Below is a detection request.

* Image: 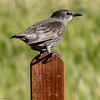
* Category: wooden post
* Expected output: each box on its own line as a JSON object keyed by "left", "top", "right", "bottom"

{"left": 30, "top": 51, "right": 65, "bottom": 100}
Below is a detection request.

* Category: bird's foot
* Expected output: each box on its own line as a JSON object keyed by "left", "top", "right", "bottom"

{"left": 39, "top": 50, "right": 61, "bottom": 58}
{"left": 50, "top": 50, "right": 61, "bottom": 58}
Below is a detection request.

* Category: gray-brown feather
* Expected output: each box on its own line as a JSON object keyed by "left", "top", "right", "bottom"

{"left": 11, "top": 18, "right": 65, "bottom": 51}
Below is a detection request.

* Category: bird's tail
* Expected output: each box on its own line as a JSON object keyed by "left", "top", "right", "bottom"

{"left": 10, "top": 32, "right": 29, "bottom": 43}
{"left": 10, "top": 35, "right": 18, "bottom": 38}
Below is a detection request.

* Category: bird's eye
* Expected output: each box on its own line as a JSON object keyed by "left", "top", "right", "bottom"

{"left": 66, "top": 12, "right": 72, "bottom": 15}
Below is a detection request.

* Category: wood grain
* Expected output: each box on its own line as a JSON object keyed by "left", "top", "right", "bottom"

{"left": 30, "top": 52, "right": 65, "bottom": 100}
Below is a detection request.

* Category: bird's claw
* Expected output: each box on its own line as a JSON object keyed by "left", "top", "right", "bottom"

{"left": 50, "top": 50, "right": 61, "bottom": 58}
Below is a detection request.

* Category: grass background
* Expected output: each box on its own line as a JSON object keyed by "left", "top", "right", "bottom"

{"left": 0, "top": 0, "right": 100, "bottom": 100}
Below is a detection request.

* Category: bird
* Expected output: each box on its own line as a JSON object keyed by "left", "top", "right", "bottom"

{"left": 11, "top": 9, "right": 83, "bottom": 53}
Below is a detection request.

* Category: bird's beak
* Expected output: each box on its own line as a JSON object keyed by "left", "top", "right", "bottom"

{"left": 72, "top": 13, "right": 83, "bottom": 17}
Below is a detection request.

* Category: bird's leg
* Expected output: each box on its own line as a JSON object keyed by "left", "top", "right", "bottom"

{"left": 46, "top": 45, "right": 51, "bottom": 53}
{"left": 46, "top": 46, "right": 61, "bottom": 57}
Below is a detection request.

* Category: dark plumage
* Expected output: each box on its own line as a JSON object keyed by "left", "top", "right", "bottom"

{"left": 11, "top": 9, "right": 82, "bottom": 53}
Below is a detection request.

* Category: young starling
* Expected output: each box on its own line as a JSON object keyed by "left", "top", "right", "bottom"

{"left": 11, "top": 9, "right": 82, "bottom": 53}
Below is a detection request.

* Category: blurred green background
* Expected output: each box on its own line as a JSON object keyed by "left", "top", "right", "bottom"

{"left": 0, "top": 0, "right": 100, "bottom": 100}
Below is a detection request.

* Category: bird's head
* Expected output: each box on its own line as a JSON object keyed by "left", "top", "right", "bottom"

{"left": 51, "top": 9, "right": 83, "bottom": 24}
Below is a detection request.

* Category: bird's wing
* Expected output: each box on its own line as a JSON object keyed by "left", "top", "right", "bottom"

{"left": 27, "top": 21, "right": 64, "bottom": 45}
